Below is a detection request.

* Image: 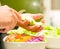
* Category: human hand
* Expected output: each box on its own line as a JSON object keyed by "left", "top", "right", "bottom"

{"left": 9, "top": 6, "right": 45, "bottom": 32}
{"left": 0, "top": 5, "right": 44, "bottom": 33}
{"left": 0, "top": 5, "right": 19, "bottom": 33}
{"left": 17, "top": 14, "right": 44, "bottom": 32}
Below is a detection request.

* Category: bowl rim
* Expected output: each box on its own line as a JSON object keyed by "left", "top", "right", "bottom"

{"left": 46, "top": 36, "right": 60, "bottom": 38}
{"left": 3, "top": 42, "right": 46, "bottom": 44}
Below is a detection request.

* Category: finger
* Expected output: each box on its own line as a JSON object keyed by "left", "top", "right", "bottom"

{"left": 17, "top": 20, "right": 25, "bottom": 27}
{"left": 27, "top": 25, "right": 40, "bottom": 32}
{"left": 9, "top": 8, "right": 29, "bottom": 28}
{"left": 23, "top": 20, "right": 30, "bottom": 26}
{"left": 40, "top": 19, "right": 45, "bottom": 23}
{"left": 36, "top": 26, "right": 44, "bottom": 32}
{"left": 9, "top": 7, "right": 30, "bottom": 29}
{"left": 9, "top": 8, "right": 25, "bottom": 27}
{"left": 17, "top": 20, "right": 30, "bottom": 30}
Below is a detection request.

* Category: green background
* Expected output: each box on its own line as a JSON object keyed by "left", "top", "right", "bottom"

{"left": 0, "top": 0, "right": 44, "bottom": 13}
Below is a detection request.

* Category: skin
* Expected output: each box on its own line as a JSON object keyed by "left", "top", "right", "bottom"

{"left": 0, "top": 5, "right": 44, "bottom": 33}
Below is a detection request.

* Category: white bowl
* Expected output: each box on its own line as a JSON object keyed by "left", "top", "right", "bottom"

{"left": 3, "top": 42, "right": 46, "bottom": 49}
{"left": 46, "top": 37, "right": 60, "bottom": 49}
{"left": 2, "top": 34, "right": 46, "bottom": 49}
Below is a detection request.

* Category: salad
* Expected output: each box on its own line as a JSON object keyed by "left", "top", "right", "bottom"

{"left": 43, "top": 25, "right": 60, "bottom": 37}
{"left": 3, "top": 27, "right": 45, "bottom": 42}
{"left": 20, "top": 14, "right": 44, "bottom": 26}
{"left": 3, "top": 13, "right": 45, "bottom": 42}
{"left": 7, "top": 27, "right": 37, "bottom": 36}
{"left": 3, "top": 34, "right": 44, "bottom": 42}
{"left": 3, "top": 26, "right": 46, "bottom": 42}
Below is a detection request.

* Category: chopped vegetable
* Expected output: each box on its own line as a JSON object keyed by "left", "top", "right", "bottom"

{"left": 4, "top": 34, "right": 45, "bottom": 42}
{"left": 43, "top": 25, "right": 60, "bottom": 37}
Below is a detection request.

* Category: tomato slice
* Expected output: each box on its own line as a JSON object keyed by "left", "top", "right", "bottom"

{"left": 32, "top": 14, "right": 43, "bottom": 20}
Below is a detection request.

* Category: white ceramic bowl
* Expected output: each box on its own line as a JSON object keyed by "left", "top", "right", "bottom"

{"left": 3, "top": 36, "right": 46, "bottom": 49}
{"left": 46, "top": 37, "right": 60, "bottom": 49}
{"left": 3, "top": 42, "right": 46, "bottom": 49}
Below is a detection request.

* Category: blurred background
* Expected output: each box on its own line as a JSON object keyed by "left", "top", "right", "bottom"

{"left": 0, "top": 0, "right": 44, "bottom": 13}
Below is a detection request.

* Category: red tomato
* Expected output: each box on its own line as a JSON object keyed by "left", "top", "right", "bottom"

{"left": 32, "top": 14, "right": 43, "bottom": 20}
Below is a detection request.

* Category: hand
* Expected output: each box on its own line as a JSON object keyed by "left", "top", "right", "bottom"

{"left": 8, "top": 6, "right": 45, "bottom": 32}
{"left": 17, "top": 14, "right": 44, "bottom": 32}
{"left": 0, "top": 5, "right": 18, "bottom": 33}
{"left": 0, "top": 5, "right": 44, "bottom": 33}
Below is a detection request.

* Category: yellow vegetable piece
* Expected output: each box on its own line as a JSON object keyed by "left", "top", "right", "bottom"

{"left": 23, "top": 36, "right": 31, "bottom": 42}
